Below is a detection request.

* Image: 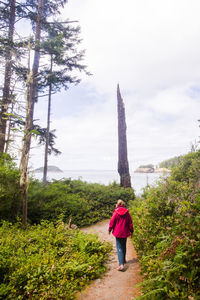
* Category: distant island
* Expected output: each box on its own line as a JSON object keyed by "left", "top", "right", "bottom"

{"left": 134, "top": 164, "right": 171, "bottom": 173}
{"left": 134, "top": 155, "right": 184, "bottom": 173}
{"left": 134, "top": 167, "right": 171, "bottom": 173}
{"left": 34, "top": 166, "right": 63, "bottom": 173}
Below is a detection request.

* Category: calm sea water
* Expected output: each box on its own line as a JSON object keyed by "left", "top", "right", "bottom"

{"left": 33, "top": 170, "right": 164, "bottom": 195}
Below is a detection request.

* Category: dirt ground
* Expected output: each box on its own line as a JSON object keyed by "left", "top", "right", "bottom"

{"left": 76, "top": 219, "right": 142, "bottom": 300}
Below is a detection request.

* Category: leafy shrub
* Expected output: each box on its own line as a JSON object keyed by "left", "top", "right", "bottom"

{"left": 0, "top": 154, "right": 135, "bottom": 226}
{"left": 159, "top": 155, "right": 183, "bottom": 169}
{"left": 0, "top": 153, "right": 22, "bottom": 221}
{"left": 130, "top": 151, "right": 200, "bottom": 299}
{"left": 0, "top": 220, "right": 112, "bottom": 299}
{"left": 27, "top": 179, "right": 135, "bottom": 226}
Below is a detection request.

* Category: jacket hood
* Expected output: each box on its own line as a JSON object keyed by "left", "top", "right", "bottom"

{"left": 115, "top": 205, "right": 128, "bottom": 216}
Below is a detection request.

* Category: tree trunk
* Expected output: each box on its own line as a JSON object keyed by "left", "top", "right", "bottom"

{"left": 117, "top": 84, "right": 131, "bottom": 188}
{"left": 43, "top": 55, "right": 53, "bottom": 184}
{"left": 0, "top": 0, "right": 16, "bottom": 153}
{"left": 19, "top": 0, "right": 44, "bottom": 226}
{"left": 4, "top": 100, "right": 14, "bottom": 153}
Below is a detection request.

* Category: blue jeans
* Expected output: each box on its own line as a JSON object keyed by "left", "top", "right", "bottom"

{"left": 116, "top": 237, "right": 127, "bottom": 265}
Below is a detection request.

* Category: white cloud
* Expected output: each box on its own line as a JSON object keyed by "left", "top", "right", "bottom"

{"left": 147, "top": 86, "right": 195, "bottom": 115}
{"left": 49, "top": 95, "right": 118, "bottom": 170}
{"left": 30, "top": 0, "right": 200, "bottom": 172}
{"left": 64, "top": 0, "right": 200, "bottom": 92}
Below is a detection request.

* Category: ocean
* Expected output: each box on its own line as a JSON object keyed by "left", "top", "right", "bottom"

{"left": 32, "top": 170, "right": 164, "bottom": 195}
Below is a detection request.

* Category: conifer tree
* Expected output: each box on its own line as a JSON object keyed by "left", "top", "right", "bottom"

{"left": 0, "top": 0, "right": 16, "bottom": 153}
{"left": 39, "top": 21, "right": 88, "bottom": 183}
{"left": 19, "top": 0, "right": 45, "bottom": 226}
{"left": 19, "top": 0, "right": 74, "bottom": 225}
{"left": 0, "top": 0, "right": 86, "bottom": 224}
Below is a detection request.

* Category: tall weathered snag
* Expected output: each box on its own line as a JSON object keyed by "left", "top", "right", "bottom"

{"left": 117, "top": 84, "right": 131, "bottom": 187}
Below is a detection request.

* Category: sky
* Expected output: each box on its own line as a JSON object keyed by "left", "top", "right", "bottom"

{"left": 32, "top": 0, "right": 200, "bottom": 171}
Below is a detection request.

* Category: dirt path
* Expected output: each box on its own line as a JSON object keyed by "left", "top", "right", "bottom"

{"left": 76, "top": 219, "right": 142, "bottom": 300}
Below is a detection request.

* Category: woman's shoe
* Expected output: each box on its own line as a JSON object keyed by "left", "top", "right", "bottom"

{"left": 117, "top": 264, "right": 124, "bottom": 271}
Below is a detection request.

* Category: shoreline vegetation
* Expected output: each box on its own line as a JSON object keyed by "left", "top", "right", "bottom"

{"left": 134, "top": 155, "right": 183, "bottom": 174}
{"left": 131, "top": 150, "right": 200, "bottom": 299}
{"left": 0, "top": 156, "right": 134, "bottom": 299}
{"left": 1, "top": 151, "right": 200, "bottom": 299}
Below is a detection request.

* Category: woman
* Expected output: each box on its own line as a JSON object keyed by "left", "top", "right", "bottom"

{"left": 108, "top": 199, "right": 133, "bottom": 271}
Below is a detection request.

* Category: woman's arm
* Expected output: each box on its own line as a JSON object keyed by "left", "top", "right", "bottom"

{"left": 108, "top": 212, "right": 117, "bottom": 233}
{"left": 127, "top": 211, "right": 134, "bottom": 233}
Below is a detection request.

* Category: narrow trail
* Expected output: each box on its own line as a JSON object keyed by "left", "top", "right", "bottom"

{"left": 76, "top": 219, "right": 142, "bottom": 300}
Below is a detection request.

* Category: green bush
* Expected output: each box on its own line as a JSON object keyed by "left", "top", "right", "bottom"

{"left": 0, "top": 153, "right": 22, "bottom": 221}
{"left": 0, "top": 154, "right": 135, "bottom": 225}
{"left": 0, "top": 220, "right": 112, "bottom": 299}
{"left": 130, "top": 151, "right": 200, "bottom": 300}
{"left": 159, "top": 155, "right": 183, "bottom": 169}
{"left": 27, "top": 179, "right": 135, "bottom": 226}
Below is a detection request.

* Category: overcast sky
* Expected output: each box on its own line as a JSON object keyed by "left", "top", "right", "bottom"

{"left": 32, "top": 0, "right": 200, "bottom": 171}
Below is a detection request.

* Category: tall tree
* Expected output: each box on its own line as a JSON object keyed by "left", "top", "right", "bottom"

{"left": 39, "top": 21, "right": 88, "bottom": 183}
{"left": 117, "top": 84, "right": 131, "bottom": 188}
{"left": 0, "top": 0, "right": 85, "bottom": 224}
{"left": 0, "top": 0, "right": 35, "bottom": 153}
{"left": 19, "top": 0, "right": 68, "bottom": 226}
{"left": 19, "top": 0, "right": 45, "bottom": 226}
{"left": 43, "top": 54, "right": 53, "bottom": 183}
{"left": 0, "top": 0, "right": 16, "bottom": 153}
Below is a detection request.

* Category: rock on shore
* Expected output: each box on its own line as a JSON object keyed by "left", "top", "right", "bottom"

{"left": 154, "top": 168, "right": 171, "bottom": 173}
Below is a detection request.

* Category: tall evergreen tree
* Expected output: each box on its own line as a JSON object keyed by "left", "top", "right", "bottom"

{"left": 0, "top": 0, "right": 35, "bottom": 153}
{"left": 0, "top": 0, "right": 16, "bottom": 153}
{"left": 39, "top": 21, "right": 88, "bottom": 183}
{"left": 19, "top": 0, "right": 68, "bottom": 226}
{"left": 0, "top": 0, "right": 86, "bottom": 224}
{"left": 19, "top": 0, "right": 45, "bottom": 226}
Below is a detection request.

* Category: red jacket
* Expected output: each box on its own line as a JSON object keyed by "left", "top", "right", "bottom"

{"left": 108, "top": 205, "right": 133, "bottom": 238}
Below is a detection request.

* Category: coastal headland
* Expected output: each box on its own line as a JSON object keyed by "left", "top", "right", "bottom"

{"left": 134, "top": 167, "right": 171, "bottom": 173}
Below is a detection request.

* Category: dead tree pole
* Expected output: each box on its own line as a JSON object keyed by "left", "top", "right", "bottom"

{"left": 117, "top": 84, "right": 131, "bottom": 187}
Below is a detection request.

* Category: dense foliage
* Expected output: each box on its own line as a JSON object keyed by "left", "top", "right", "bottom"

{"left": 159, "top": 155, "right": 183, "bottom": 169}
{"left": 0, "top": 220, "right": 112, "bottom": 299}
{"left": 0, "top": 154, "right": 21, "bottom": 221}
{"left": 28, "top": 178, "right": 135, "bottom": 226}
{"left": 131, "top": 151, "right": 200, "bottom": 299}
{"left": 0, "top": 153, "right": 134, "bottom": 225}
{"left": 0, "top": 157, "right": 123, "bottom": 298}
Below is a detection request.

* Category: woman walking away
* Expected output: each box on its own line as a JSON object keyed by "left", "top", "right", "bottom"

{"left": 108, "top": 199, "right": 133, "bottom": 271}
